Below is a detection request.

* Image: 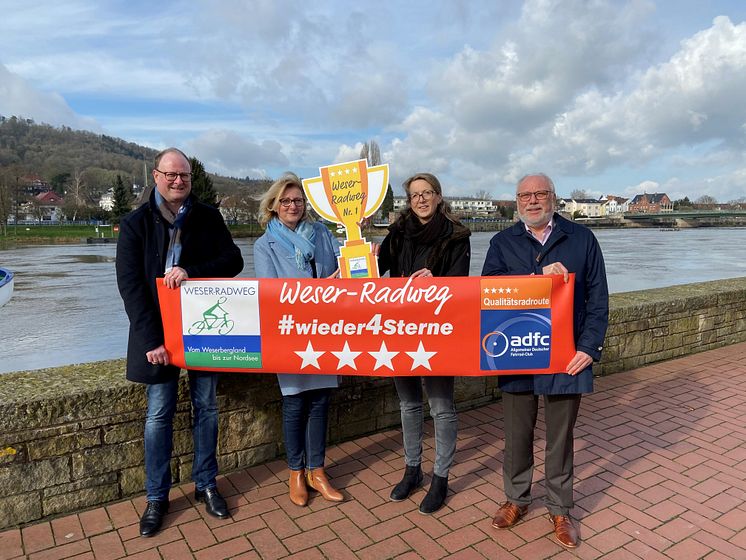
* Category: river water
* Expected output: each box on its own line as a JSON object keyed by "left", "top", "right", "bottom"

{"left": 1, "top": 228, "right": 744, "bottom": 374}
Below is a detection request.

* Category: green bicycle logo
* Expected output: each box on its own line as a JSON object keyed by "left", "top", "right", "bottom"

{"left": 188, "top": 297, "right": 235, "bottom": 335}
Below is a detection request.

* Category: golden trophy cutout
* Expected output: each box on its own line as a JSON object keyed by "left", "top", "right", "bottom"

{"left": 302, "top": 159, "right": 389, "bottom": 278}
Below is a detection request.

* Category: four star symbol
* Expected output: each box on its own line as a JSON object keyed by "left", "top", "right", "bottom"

{"left": 294, "top": 339, "right": 436, "bottom": 372}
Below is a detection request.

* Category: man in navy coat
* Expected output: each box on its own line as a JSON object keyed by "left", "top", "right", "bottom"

{"left": 116, "top": 148, "right": 243, "bottom": 537}
{"left": 482, "top": 173, "right": 608, "bottom": 549}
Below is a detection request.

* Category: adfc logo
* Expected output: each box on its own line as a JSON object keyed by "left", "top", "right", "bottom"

{"left": 480, "top": 278, "right": 552, "bottom": 371}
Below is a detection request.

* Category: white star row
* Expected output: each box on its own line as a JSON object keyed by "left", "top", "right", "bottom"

{"left": 483, "top": 287, "right": 520, "bottom": 294}
{"left": 294, "top": 340, "right": 437, "bottom": 371}
{"left": 328, "top": 167, "right": 359, "bottom": 177}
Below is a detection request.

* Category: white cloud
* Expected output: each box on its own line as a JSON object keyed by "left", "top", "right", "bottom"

{"left": 0, "top": 64, "right": 99, "bottom": 130}
{"left": 186, "top": 129, "right": 288, "bottom": 178}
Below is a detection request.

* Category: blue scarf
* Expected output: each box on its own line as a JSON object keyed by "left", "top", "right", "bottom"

{"left": 267, "top": 217, "right": 316, "bottom": 271}
{"left": 154, "top": 189, "right": 192, "bottom": 271}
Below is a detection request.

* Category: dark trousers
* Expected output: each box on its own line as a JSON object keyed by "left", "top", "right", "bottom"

{"left": 502, "top": 391, "right": 581, "bottom": 516}
{"left": 282, "top": 388, "right": 331, "bottom": 471}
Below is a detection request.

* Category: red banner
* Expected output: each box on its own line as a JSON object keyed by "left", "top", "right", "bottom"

{"left": 157, "top": 275, "right": 576, "bottom": 376}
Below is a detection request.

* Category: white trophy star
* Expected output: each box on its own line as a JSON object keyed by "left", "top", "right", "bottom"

{"left": 295, "top": 341, "right": 325, "bottom": 370}
{"left": 331, "top": 341, "right": 361, "bottom": 370}
{"left": 369, "top": 341, "right": 399, "bottom": 371}
{"left": 406, "top": 341, "right": 437, "bottom": 371}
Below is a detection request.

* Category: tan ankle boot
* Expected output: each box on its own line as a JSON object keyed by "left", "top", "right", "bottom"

{"left": 306, "top": 468, "right": 344, "bottom": 502}
{"left": 289, "top": 469, "right": 308, "bottom": 507}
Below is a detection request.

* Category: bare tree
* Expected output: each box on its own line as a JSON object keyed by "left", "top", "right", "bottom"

{"left": 695, "top": 194, "right": 718, "bottom": 205}
{"left": 475, "top": 189, "right": 491, "bottom": 200}
{"left": 360, "top": 140, "right": 381, "bottom": 166}
{"left": 570, "top": 189, "right": 589, "bottom": 199}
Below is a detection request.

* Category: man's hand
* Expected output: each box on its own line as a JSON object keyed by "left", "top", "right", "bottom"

{"left": 542, "top": 262, "right": 569, "bottom": 283}
{"left": 410, "top": 268, "right": 433, "bottom": 278}
{"left": 164, "top": 266, "right": 188, "bottom": 289}
{"left": 565, "top": 350, "right": 592, "bottom": 376}
{"left": 146, "top": 345, "right": 170, "bottom": 366}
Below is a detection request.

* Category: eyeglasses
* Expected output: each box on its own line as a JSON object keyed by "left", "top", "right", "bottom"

{"left": 279, "top": 198, "right": 305, "bottom": 208}
{"left": 155, "top": 169, "right": 192, "bottom": 182}
{"left": 516, "top": 190, "right": 553, "bottom": 202}
{"left": 409, "top": 190, "right": 436, "bottom": 202}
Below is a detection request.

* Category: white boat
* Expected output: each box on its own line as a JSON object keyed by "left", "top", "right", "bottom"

{"left": 0, "top": 268, "right": 14, "bottom": 307}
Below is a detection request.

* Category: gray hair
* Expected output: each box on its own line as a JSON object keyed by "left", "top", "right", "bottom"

{"left": 516, "top": 173, "right": 555, "bottom": 192}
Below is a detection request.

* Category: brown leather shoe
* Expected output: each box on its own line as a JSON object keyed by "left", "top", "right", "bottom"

{"left": 289, "top": 469, "right": 308, "bottom": 507}
{"left": 306, "top": 468, "right": 344, "bottom": 502}
{"left": 550, "top": 515, "right": 579, "bottom": 548}
{"left": 492, "top": 502, "right": 528, "bottom": 529}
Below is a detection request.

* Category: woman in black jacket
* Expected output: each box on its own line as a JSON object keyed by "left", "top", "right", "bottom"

{"left": 378, "top": 172, "right": 471, "bottom": 514}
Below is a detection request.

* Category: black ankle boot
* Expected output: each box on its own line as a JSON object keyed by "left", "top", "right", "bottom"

{"left": 390, "top": 464, "right": 423, "bottom": 501}
{"left": 419, "top": 474, "right": 448, "bottom": 514}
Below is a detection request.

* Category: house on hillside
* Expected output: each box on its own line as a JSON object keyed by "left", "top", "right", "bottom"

{"left": 628, "top": 193, "right": 673, "bottom": 213}
{"left": 16, "top": 191, "right": 65, "bottom": 222}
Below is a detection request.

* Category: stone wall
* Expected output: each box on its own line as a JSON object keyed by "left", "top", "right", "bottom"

{"left": 1, "top": 277, "right": 744, "bottom": 529}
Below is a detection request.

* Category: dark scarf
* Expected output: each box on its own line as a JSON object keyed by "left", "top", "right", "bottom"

{"left": 396, "top": 211, "right": 451, "bottom": 276}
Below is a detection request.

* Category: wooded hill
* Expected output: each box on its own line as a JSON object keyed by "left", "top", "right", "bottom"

{"left": 0, "top": 116, "right": 271, "bottom": 200}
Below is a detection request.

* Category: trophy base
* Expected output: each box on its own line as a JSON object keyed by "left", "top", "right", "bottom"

{"left": 338, "top": 239, "right": 379, "bottom": 279}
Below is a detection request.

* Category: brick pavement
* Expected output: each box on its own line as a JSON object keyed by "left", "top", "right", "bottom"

{"left": 3, "top": 342, "right": 745, "bottom": 559}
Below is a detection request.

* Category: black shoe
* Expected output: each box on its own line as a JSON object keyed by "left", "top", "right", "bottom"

{"left": 195, "top": 487, "right": 229, "bottom": 519}
{"left": 390, "top": 464, "right": 423, "bottom": 502}
{"left": 419, "top": 474, "right": 448, "bottom": 515}
{"left": 139, "top": 500, "right": 169, "bottom": 537}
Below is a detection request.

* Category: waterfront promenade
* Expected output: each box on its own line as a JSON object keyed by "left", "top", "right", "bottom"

{"left": 2, "top": 342, "right": 745, "bottom": 559}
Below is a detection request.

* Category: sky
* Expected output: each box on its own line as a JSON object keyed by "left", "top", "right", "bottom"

{"left": 1, "top": 0, "right": 746, "bottom": 202}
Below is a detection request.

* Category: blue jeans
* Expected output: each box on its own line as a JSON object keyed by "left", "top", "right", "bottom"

{"left": 144, "top": 373, "right": 219, "bottom": 501}
{"left": 282, "top": 389, "right": 331, "bottom": 471}
{"left": 394, "top": 376, "right": 457, "bottom": 478}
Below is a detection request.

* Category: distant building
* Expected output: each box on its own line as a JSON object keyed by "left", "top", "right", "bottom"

{"left": 17, "top": 191, "right": 65, "bottom": 222}
{"left": 393, "top": 196, "right": 505, "bottom": 218}
{"left": 600, "top": 195, "right": 629, "bottom": 214}
{"left": 628, "top": 193, "right": 673, "bottom": 213}
{"left": 99, "top": 189, "right": 114, "bottom": 211}
{"left": 558, "top": 198, "right": 608, "bottom": 218}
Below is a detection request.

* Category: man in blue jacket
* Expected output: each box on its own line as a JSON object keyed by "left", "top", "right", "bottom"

{"left": 482, "top": 173, "right": 608, "bottom": 549}
{"left": 116, "top": 148, "right": 243, "bottom": 537}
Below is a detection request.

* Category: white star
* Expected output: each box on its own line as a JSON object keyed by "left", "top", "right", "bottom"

{"left": 331, "top": 341, "right": 361, "bottom": 370}
{"left": 513, "top": 288, "right": 519, "bottom": 293}
{"left": 406, "top": 341, "right": 437, "bottom": 371}
{"left": 329, "top": 170, "right": 335, "bottom": 177}
{"left": 484, "top": 288, "right": 490, "bottom": 294}
{"left": 345, "top": 168, "right": 351, "bottom": 174}
{"left": 499, "top": 287, "right": 505, "bottom": 294}
{"left": 369, "top": 341, "right": 399, "bottom": 371}
{"left": 506, "top": 288, "right": 512, "bottom": 294}
{"left": 491, "top": 287, "right": 497, "bottom": 294}
{"left": 295, "top": 341, "right": 324, "bottom": 369}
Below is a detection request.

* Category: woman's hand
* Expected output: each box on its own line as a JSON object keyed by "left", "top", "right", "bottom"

{"left": 326, "top": 268, "right": 341, "bottom": 279}
{"left": 410, "top": 268, "right": 433, "bottom": 278}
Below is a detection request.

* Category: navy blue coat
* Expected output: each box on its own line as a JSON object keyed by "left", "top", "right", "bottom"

{"left": 481, "top": 213, "right": 608, "bottom": 394}
{"left": 116, "top": 191, "right": 244, "bottom": 384}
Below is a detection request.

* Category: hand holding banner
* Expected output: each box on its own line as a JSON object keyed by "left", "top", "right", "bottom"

{"left": 158, "top": 275, "right": 576, "bottom": 376}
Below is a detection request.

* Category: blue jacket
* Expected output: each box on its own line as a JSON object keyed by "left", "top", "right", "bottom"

{"left": 481, "top": 213, "right": 608, "bottom": 394}
{"left": 253, "top": 221, "right": 340, "bottom": 396}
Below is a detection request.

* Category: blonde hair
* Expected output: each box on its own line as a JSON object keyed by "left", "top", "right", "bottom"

{"left": 258, "top": 172, "right": 310, "bottom": 227}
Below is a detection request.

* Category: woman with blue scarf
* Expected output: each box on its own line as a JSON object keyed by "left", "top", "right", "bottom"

{"left": 254, "top": 172, "right": 344, "bottom": 507}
